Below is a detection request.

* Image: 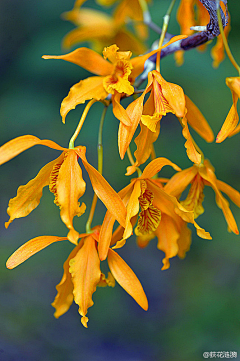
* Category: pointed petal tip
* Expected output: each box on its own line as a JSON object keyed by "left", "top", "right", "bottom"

{"left": 81, "top": 316, "right": 89, "bottom": 328}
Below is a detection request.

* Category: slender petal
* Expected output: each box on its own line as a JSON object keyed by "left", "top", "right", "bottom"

{"left": 216, "top": 179, "right": 240, "bottom": 207}
{"left": 69, "top": 235, "right": 101, "bottom": 328}
{"left": 108, "top": 248, "right": 148, "bottom": 311}
{"left": 57, "top": 150, "right": 86, "bottom": 244}
{"left": 0, "top": 135, "right": 65, "bottom": 165}
{"left": 43, "top": 47, "right": 113, "bottom": 76}
{"left": 181, "top": 116, "right": 202, "bottom": 164}
{"left": 6, "top": 236, "right": 67, "bottom": 269}
{"left": 164, "top": 166, "right": 198, "bottom": 198}
{"left": 98, "top": 182, "right": 133, "bottom": 261}
{"left": 185, "top": 95, "right": 214, "bottom": 142}
{"left": 134, "top": 121, "right": 160, "bottom": 166}
{"left": 122, "top": 180, "right": 141, "bottom": 240}
{"left": 77, "top": 146, "right": 127, "bottom": 227}
{"left": 216, "top": 102, "right": 239, "bottom": 143}
{"left": 141, "top": 157, "right": 181, "bottom": 180}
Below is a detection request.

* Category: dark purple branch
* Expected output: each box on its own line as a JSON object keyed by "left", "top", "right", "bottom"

{"left": 148, "top": 0, "right": 228, "bottom": 63}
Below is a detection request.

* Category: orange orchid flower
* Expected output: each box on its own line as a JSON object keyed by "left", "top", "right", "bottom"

{"left": 119, "top": 69, "right": 214, "bottom": 164}
{"left": 43, "top": 44, "right": 158, "bottom": 125}
{"left": 216, "top": 77, "right": 240, "bottom": 143}
{"left": 164, "top": 159, "right": 240, "bottom": 235}
{"left": 0, "top": 135, "right": 126, "bottom": 244}
{"left": 98, "top": 157, "right": 211, "bottom": 263}
{"left": 6, "top": 227, "right": 148, "bottom": 327}
{"left": 62, "top": 6, "right": 147, "bottom": 55}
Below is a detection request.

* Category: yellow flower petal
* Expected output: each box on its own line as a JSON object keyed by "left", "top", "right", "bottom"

{"left": 118, "top": 92, "right": 145, "bottom": 159}
{"left": 5, "top": 156, "right": 62, "bottom": 228}
{"left": 69, "top": 235, "right": 101, "bottom": 328}
{"left": 122, "top": 180, "right": 141, "bottom": 240}
{"left": 112, "top": 93, "right": 132, "bottom": 126}
{"left": 216, "top": 179, "right": 240, "bottom": 208}
{"left": 98, "top": 182, "right": 133, "bottom": 261}
{"left": 6, "top": 236, "right": 67, "bottom": 269}
{"left": 57, "top": 150, "right": 86, "bottom": 244}
{"left": 141, "top": 157, "right": 181, "bottom": 180}
{"left": 43, "top": 47, "right": 113, "bottom": 76}
{"left": 77, "top": 146, "right": 127, "bottom": 227}
{"left": 60, "top": 76, "right": 107, "bottom": 123}
{"left": 155, "top": 214, "right": 179, "bottom": 270}
{"left": 0, "top": 135, "right": 65, "bottom": 165}
{"left": 134, "top": 121, "right": 160, "bottom": 167}
{"left": 185, "top": 95, "right": 214, "bottom": 142}
{"left": 164, "top": 166, "right": 198, "bottom": 197}
{"left": 181, "top": 116, "right": 202, "bottom": 164}
{"left": 52, "top": 242, "right": 82, "bottom": 318}
{"left": 108, "top": 248, "right": 148, "bottom": 310}
{"left": 216, "top": 103, "right": 239, "bottom": 143}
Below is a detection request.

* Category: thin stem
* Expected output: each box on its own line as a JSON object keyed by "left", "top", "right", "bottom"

{"left": 69, "top": 99, "right": 97, "bottom": 149}
{"left": 216, "top": 3, "right": 240, "bottom": 75}
{"left": 156, "top": 0, "right": 177, "bottom": 72}
{"left": 85, "top": 105, "right": 108, "bottom": 233}
{"left": 127, "top": 147, "right": 142, "bottom": 177}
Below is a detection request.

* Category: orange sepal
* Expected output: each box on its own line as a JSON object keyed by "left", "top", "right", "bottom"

{"left": 6, "top": 236, "right": 67, "bottom": 269}
{"left": 77, "top": 146, "right": 127, "bottom": 227}
{"left": 108, "top": 248, "right": 148, "bottom": 311}
{"left": 52, "top": 241, "right": 83, "bottom": 318}
{"left": 42, "top": 47, "right": 113, "bottom": 76}
{"left": 69, "top": 235, "right": 101, "bottom": 328}
{"left": 185, "top": 95, "right": 214, "bottom": 142}
{"left": 141, "top": 157, "right": 181, "bottom": 180}
{"left": 0, "top": 135, "right": 65, "bottom": 165}
{"left": 181, "top": 116, "right": 202, "bottom": 164}
{"left": 60, "top": 77, "right": 107, "bottom": 123}
{"left": 57, "top": 150, "right": 86, "bottom": 245}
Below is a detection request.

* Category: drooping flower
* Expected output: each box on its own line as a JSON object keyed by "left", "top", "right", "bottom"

{"left": 6, "top": 227, "right": 148, "bottom": 327}
{"left": 62, "top": 5, "right": 146, "bottom": 55}
{"left": 164, "top": 159, "right": 240, "bottom": 235}
{"left": 98, "top": 157, "right": 211, "bottom": 265}
{"left": 42, "top": 44, "right": 158, "bottom": 125}
{"left": 0, "top": 135, "right": 126, "bottom": 244}
{"left": 216, "top": 77, "right": 240, "bottom": 143}
{"left": 118, "top": 69, "right": 214, "bottom": 164}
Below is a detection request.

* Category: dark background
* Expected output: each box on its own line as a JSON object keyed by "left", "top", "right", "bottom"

{"left": 1, "top": 1, "right": 240, "bottom": 360}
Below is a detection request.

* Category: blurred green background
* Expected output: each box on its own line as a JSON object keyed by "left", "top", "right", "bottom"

{"left": 1, "top": 1, "right": 240, "bottom": 360}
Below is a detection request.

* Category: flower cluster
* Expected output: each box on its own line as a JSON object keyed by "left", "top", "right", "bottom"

{"left": 1, "top": 0, "right": 240, "bottom": 327}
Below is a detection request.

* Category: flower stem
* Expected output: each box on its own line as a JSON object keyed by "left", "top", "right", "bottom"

{"left": 156, "top": 0, "right": 177, "bottom": 73}
{"left": 216, "top": 3, "right": 240, "bottom": 75}
{"left": 85, "top": 105, "right": 108, "bottom": 233}
{"left": 69, "top": 99, "right": 97, "bottom": 149}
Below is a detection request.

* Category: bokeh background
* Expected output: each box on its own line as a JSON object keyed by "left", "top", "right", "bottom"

{"left": 1, "top": 1, "right": 240, "bottom": 360}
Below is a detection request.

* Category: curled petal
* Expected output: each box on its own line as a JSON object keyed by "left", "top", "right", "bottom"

{"left": 108, "top": 248, "right": 148, "bottom": 311}
{"left": 6, "top": 236, "right": 67, "bottom": 269}
{"left": 216, "top": 180, "right": 240, "bottom": 207}
{"left": 181, "top": 116, "right": 202, "bottom": 164}
{"left": 5, "top": 156, "right": 61, "bottom": 228}
{"left": 216, "top": 102, "right": 239, "bottom": 143}
{"left": 60, "top": 77, "right": 107, "bottom": 123}
{"left": 155, "top": 214, "right": 179, "bottom": 270}
{"left": 134, "top": 122, "right": 160, "bottom": 167}
{"left": 52, "top": 242, "right": 82, "bottom": 318}
{"left": 69, "top": 235, "right": 101, "bottom": 328}
{"left": 122, "top": 180, "right": 141, "bottom": 241}
{"left": 141, "top": 157, "right": 181, "bottom": 180}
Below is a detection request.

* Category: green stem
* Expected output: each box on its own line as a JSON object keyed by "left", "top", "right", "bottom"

{"left": 69, "top": 99, "right": 97, "bottom": 149}
{"left": 216, "top": 3, "right": 240, "bottom": 75}
{"left": 156, "top": 0, "right": 177, "bottom": 73}
{"left": 85, "top": 105, "right": 108, "bottom": 233}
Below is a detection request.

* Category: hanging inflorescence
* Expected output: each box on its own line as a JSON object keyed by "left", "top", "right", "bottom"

{"left": 1, "top": 0, "right": 240, "bottom": 328}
